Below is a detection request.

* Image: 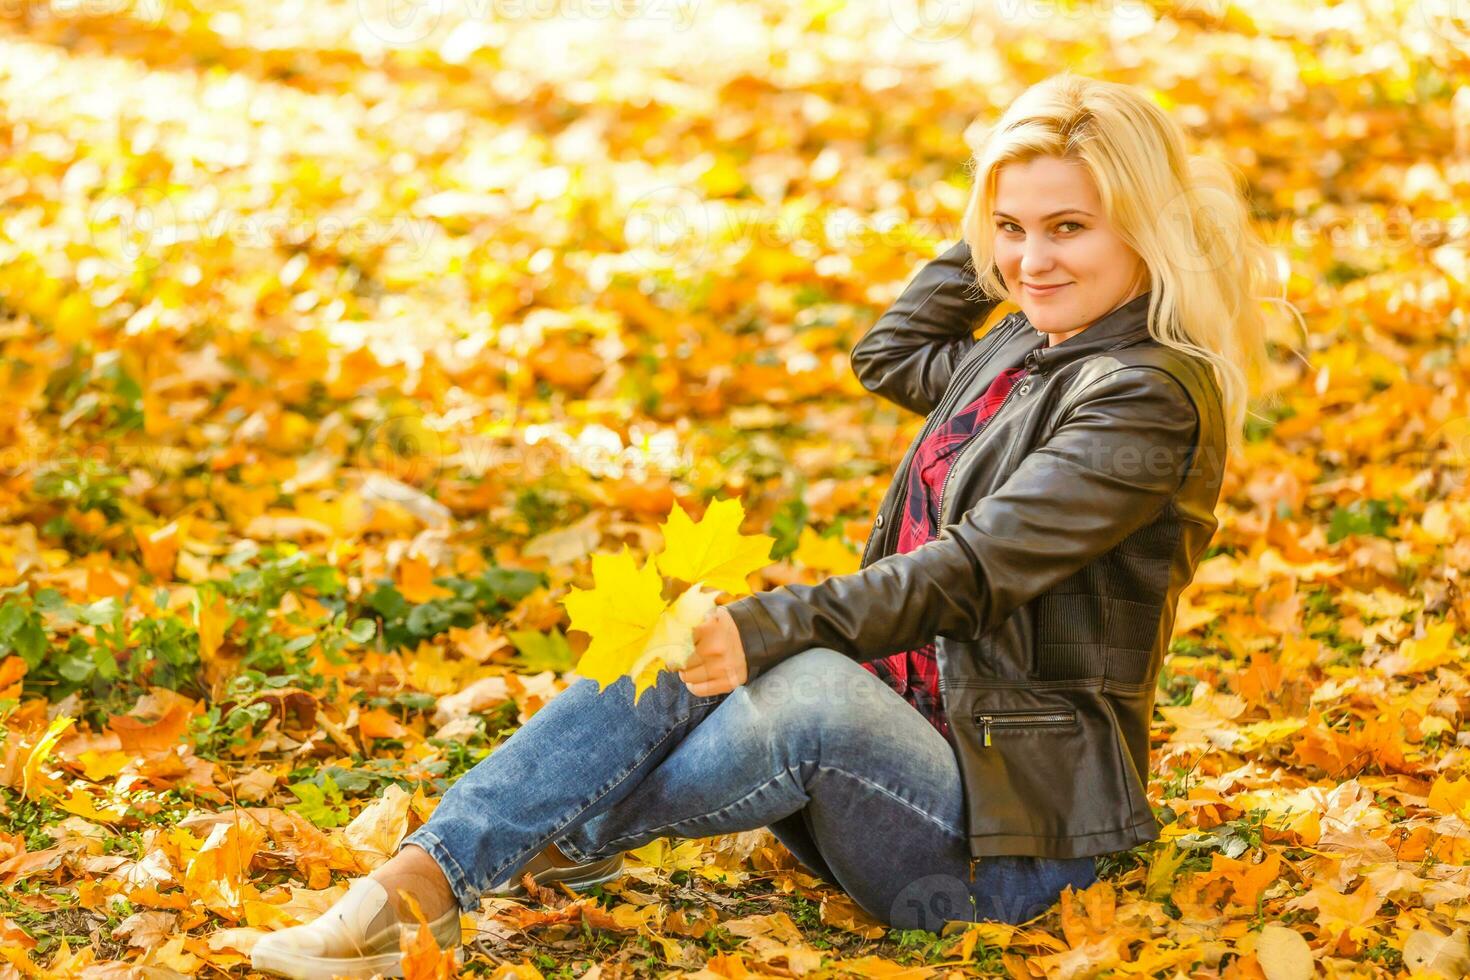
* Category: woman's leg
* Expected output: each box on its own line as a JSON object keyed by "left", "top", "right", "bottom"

{"left": 551, "top": 647, "right": 1098, "bottom": 930}
{"left": 251, "top": 668, "right": 728, "bottom": 980}
{"left": 763, "top": 808, "right": 842, "bottom": 887}
{"left": 398, "top": 666, "right": 727, "bottom": 912}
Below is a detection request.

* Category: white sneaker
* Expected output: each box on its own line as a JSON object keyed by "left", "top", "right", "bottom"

{"left": 486, "top": 848, "right": 626, "bottom": 898}
{"left": 250, "top": 876, "right": 462, "bottom": 980}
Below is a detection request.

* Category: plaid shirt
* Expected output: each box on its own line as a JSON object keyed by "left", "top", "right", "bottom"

{"left": 861, "top": 366, "right": 1030, "bottom": 744}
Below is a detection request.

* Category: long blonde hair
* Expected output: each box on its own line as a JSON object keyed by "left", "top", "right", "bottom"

{"left": 959, "top": 71, "right": 1294, "bottom": 465}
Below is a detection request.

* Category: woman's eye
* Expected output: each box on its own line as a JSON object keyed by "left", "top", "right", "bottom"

{"left": 996, "top": 221, "right": 1083, "bottom": 234}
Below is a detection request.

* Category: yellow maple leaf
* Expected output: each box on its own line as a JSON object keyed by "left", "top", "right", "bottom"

{"left": 1144, "top": 841, "right": 1186, "bottom": 902}
{"left": 654, "top": 496, "right": 774, "bottom": 595}
{"left": 561, "top": 547, "right": 720, "bottom": 704}
{"left": 1283, "top": 879, "right": 1383, "bottom": 943}
{"left": 184, "top": 814, "right": 265, "bottom": 913}
{"left": 1427, "top": 773, "right": 1470, "bottom": 820}
{"left": 628, "top": 837, "right": 707, "bottom": 872}
{"left": 76, "top": 749, "right": 131, "bottom": 782}
{"left": 22, "top": 715, "right": 75, "bottom": 801}
{"left": 58, "top": 787, "right": 127, "bottom": 823}
{"left": 563, "top": 498, "right": 776, "bottom": 703}
{"left": 1377, "top": 620, "right": 1462, "bottom": 676}
{"left": 637, "top": 583, "right": 718, "bottom": 678}
{"left": 563, "top": 545, "right": 671, "bottom": 702}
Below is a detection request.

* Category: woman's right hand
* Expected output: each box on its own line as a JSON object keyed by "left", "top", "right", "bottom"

{"left": 679, "top": 605, "right": 747, "bottom": 697}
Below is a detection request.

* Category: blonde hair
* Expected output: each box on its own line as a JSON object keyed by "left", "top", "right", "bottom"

{"left": 959, "top": 71, "right": 1295, "bottom": 465}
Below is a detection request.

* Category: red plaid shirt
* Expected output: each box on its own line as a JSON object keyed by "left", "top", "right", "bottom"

{"left": 861, "top": 366, "right": 1030, "bottom": 744}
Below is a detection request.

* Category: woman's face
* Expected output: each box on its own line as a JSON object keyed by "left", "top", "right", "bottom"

{"left": 990, "top": 155, "right": 1148, "bottom": 347}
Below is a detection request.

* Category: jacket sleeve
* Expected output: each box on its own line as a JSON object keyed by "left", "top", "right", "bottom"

{"left": 850, "top": 239, "right": 1004, "bottom": 416}
{"left": 724, "top": 366, "right": 1201, "bottom": 684}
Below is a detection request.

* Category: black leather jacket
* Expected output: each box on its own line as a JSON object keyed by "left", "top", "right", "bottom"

{"left": 725, "top": 239, "right": 1226, "bottom": 868}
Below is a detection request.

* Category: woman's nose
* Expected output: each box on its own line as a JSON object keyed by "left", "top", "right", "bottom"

{"left": 1020, "top": 241, "right": 1056, "bottom": 277}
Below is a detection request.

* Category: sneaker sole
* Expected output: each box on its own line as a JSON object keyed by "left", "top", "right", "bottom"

{"left": 251, "top": 930, "right": 462, "bottom": 980}
{"left": 492, "top": 857, "right": 625, "bottom": 898}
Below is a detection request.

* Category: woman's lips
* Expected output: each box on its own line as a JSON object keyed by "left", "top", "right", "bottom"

{"left": 1024, "top": 282, "right": 1070, "bottom": 296}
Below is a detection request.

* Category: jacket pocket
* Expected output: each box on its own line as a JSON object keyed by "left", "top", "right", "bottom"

{"left": 942, "top": 682, "right": 1144, "bottom": 853}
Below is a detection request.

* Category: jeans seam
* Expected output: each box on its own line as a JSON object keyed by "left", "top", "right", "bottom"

{"left": 594, "top": 760, "right": 965, "bottom": 853}
{"left": 555, "top": 694, "right": 723, "bottom": 863}
{"left": 481, "top": 699, "right": 707, "bottom": 885}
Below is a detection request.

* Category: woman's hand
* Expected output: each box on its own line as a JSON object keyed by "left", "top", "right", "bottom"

{"left": 679, "top": 605, "right": 747, "bottom": 697}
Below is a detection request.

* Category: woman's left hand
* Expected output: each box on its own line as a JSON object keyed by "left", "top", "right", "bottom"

{"left": 679, "top": 605, "right": 747, "bottom": 697}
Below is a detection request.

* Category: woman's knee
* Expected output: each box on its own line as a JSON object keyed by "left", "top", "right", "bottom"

{"left": 743, "top": 647, "right": 889, "bottom": 729}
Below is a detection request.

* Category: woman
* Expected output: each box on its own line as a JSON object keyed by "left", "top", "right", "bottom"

{"left": 251, "top": 71, "right": 1277, "bottom": 979}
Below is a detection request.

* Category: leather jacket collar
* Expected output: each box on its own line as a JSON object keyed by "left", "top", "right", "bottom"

{"left": 1021, "top": 290, "right": 1153, "bottom": 376}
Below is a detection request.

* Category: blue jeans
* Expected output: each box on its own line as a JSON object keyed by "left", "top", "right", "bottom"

{"left": 399, "top": 646, "right": 1098, "bottom": 930}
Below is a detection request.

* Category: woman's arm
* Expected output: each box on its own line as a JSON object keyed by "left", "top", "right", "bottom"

{"left": 849, "top": 239, "right": 1003, "bottom": 416}
{"left": 724, "top": 366, "right": 1202, "bottom": 683}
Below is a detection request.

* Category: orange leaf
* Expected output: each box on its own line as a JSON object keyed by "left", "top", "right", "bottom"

{"left": 195, "top": 590, "right": 235, "bottom": 663}
{"left": 397, "top": 891, "right": 459, "bottom": 980}
{"left": 1210, "top": 851, "right": 1282, "bottom": 909}
{"left": 107, "top": 690, "right": 200, "bottom": 754}
{"left": 183, "top": 813, "right": 266, "bottom": 916}
{"left": 397, "top": 556, "right": 454, "bottom": 604}
{"left": 0, "top": 656, "right": 25, "bottom": 701}
{"left": 0, "top": 916, "right": 37, "bottom": 951}
{"left": 1059, "top": 880, "right": 1116, "bottom": 947}
{"left": 1427, "top": 774, "right": 1470, "bottom": 820}
{"left": 135, "top": 518, "right": 188, "bottom": 581}
{"left": 357, "top": 708, "right": 408, "bottom": 740}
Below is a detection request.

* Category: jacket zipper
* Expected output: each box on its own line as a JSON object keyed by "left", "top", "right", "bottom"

{"left": 859, "top": 320, "right": 1017, "bottom": 568}
{"left": 975, "top": 709, "right": 1077, "bottom": 747}
{"left": 935, "top": 327, "right": 1149, "bottom": 530}
{"left": 934, "top": 372, "right": 1032, "bottom": 528}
